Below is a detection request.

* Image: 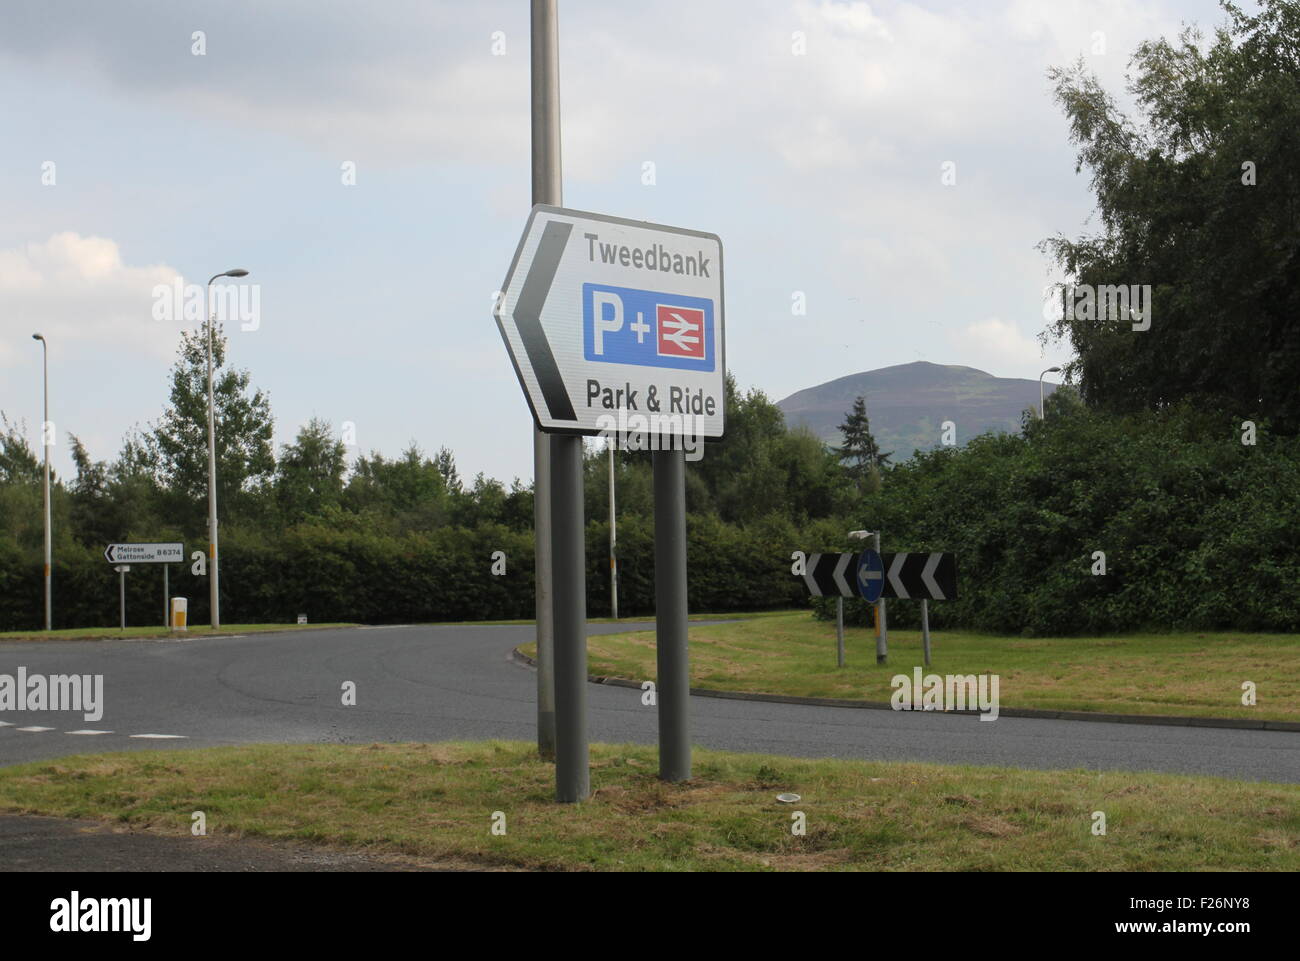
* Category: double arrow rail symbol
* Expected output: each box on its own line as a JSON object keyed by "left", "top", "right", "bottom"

{"left": 660, "top": 312, "right": 700, "bottom": 350}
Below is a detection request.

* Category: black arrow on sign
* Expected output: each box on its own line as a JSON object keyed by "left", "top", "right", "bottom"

{"left": 512, "top": 220, "right": 577, "bottom": 422}
{"left": 104, "top": 545, "right": 116, "bottom": 563}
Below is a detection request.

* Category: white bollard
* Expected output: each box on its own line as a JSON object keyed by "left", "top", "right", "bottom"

{"left": 170, "top": 597, "right": 188, "bottom": 631}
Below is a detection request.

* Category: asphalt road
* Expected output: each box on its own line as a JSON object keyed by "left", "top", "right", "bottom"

{"left": 1, "top": 623, "right": 1297, "bottom": 782}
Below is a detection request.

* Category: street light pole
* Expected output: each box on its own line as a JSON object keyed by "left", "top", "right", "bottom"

{"left": 31, "top": 334, "right": 50, "bottom": 631}
{"left": 1039, "top": 366, "right": 1061, "bottom": 419}
{"left": 205, "top": 268, "right": 249, "bottom": 631}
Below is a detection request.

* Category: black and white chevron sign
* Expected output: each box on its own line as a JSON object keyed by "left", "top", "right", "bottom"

{"left": 801, "top": 552, "right": 858, "bottom": 597}
{"left": 880, "top": 552, "right": 958, "bottom": 601}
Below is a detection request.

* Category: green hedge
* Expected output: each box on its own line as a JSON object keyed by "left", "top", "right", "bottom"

{"left": 811, "top": 404, "right": 1300, "bottom": 635}
{"left": 6, "top": 405, "right": 1298, "bottom": 635}
{"left": 0, "top": 517, "right": 811, "bottom": 631}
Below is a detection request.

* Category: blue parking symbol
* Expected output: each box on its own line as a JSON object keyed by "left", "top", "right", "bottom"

{"left": 583, "top": 283, "right": 715, "bottom": 372}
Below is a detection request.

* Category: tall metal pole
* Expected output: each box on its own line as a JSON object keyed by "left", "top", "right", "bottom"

{"left": 119, "top": 568, "right": 126, "bottom": 630}
{"left": 34, "top": 335, "right": 51, "bottom": 631}
{"left": 163, "top": 565, "right": 169, "bottom": 628}
{"left": 875, "top": 531, "right": 888, "bottom": 664}
{"left": 552, "top": 436, "right": 588, "bottom": 802}
{"left": 205, "top": 279, "right": 220, "bottom": 630}
{"left": 654, "top": 449, "right": 690, "bottom": 782}
{"left": 531, "top": 0, "right": 561, "bottom": 760}
{"left": 202, "top": 268, "right": 248, "bottom": 632}
{"left": 608, "top": 437, "right": 618, "bottom": 619}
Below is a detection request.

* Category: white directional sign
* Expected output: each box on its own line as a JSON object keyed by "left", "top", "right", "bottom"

{"left": 104, "top": 543, "right": 184, "bottom": 564}
{"left": 494, "top": 205, "right": 725, "bottom": 438}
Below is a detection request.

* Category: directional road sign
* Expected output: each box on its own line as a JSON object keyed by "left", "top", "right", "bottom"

{"left": 881, "top": 552, "right": 958, "bottom": 600}
{"left": 802, "top": 552, "right": 858, "bottom": 597}
{"left": 494, "top": 205, "right": 725, "bottom": 438}
{"left": 104, "top": 543, "right": 184, "bottom": 564}
{"left": 855, "top": 548, "right": 884, "bottom": 603}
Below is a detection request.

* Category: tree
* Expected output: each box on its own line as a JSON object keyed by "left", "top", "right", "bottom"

{"left": 838, "top": 395, "right": 891, "bottom": 492}
{"left": 150, "top": 321, "right": 275, "bottom": 527}
{"left": 68, "top": 434, "right": 113, "bottom": 545}
{"left": 1040, "top": 0, "right": 1300, "bottom": 428}
{"left": 434, "top": 447, "right": 461, "bottom": 494}
{"left": 276, "top": 418, "right": 346, "bottom": 523}
{"left": 0, "top": 415, "right": 42, "bottom": 486}
{"left": 344, "top": 444, "right": 448, "bottom": 532}
{"left": 0, "top": 415, "right": 46, "bottom": 549}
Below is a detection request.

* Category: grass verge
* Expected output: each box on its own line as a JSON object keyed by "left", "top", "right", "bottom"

{"left": 521, "top": 613, "right": 1300, "bottom": 722}
{"left": 420, "top": 609, "right": 797, "bottom": 627}
{"left": 0, "top": 623, "right": 358, "bottom": 642}
{"left": 0, "top": 610, "right": 793, "bottom": 641}
{"left": 0, "top": 742, "right": 1294, "bottom": 871}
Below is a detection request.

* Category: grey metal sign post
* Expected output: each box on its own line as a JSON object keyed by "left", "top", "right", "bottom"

{"left": 495, "top": 204, "right": 725, "bottom": 797}
{"left": 503, "top": 5, "right": 724, "bottom": 800}
{"left": 552, "top": 434, "right": 588, "bottom": 802}
{"left": 115, "top": 565, "right": 129, "bottom": 629}
{"left": 835, "top": 597, "right": 845, "bottom": 667}
{"left": 531, "top": 0, "right": 559, "bottom": 762}
{"left": 104, "top": 543, "right": 183, "bottom": 632}
{"left": 654, "top": 449, "right": 690, "bottom": 781}
{"left": 874, "top": 531, "right": 888, "bottom": 664}
{"left": 921, "top": 598, "right": 931, "bottom": 666}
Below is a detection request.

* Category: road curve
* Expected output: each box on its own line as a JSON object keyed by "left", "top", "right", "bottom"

{"left": 1, "top": 624, "right": 1296, "bottom": 782}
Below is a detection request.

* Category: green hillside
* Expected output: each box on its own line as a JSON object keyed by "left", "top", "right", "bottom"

{"left": 776, "top": 361, "right": 1060, "bottom": 461}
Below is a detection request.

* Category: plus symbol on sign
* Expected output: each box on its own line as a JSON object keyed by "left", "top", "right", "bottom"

{"left": 630, "top": 310, "right": 651, "bottom": 344}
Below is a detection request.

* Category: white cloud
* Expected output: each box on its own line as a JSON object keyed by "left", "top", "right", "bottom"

{"left": 948, "top": 316, "right": 1052, "bottom": 374}
{"left": 0, "top": 233, "right": 183, "bottom": 366}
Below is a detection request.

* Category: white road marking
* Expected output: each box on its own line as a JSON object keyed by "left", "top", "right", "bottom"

{"left": 128, "top": 733, "right": 187, "bottom": 739}
{"left": 0, "top": 721, "right": 14, "bottom": 727}
{"left": 65, "top": 729, "right": 114, "bottom": 735}
{"left": 15, "top": 726, "right": 56, "bottom": 732}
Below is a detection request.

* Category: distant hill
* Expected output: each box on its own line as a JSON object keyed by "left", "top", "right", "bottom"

{"left": 776, "top": 361, "right": 1058, "bottom": 462}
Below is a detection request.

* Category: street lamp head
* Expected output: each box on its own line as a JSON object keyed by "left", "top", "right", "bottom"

{"left": 224, "top": 269, "right": 249, "bottom": 278}
{"left": 32, "top": 333, "right": 44, "bottom": 342}
{"left": 848, "top": 530, "right": 874, "bottom": 540}
{"left": 1047, "top": 366, "right": 1062, "bottom": 373}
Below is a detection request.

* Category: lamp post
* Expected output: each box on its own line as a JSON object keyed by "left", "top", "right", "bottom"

{"left": 31, "top": 333, "right": 51, "bottom": 631}
{"left": 1039, "top": 366, "right": 1061, "bottom": 419}
{"left": 205, "top": 268, "right": 249, "bottom": 630}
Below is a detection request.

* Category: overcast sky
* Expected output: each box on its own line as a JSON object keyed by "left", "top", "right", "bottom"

{"left": 0, "top": 0, "right": 1240, "bottom": 486}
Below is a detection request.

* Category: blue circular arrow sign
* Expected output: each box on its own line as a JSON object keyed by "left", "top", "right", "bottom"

{"left": 855, "top": 548, "right": 884, "bottom": 603}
